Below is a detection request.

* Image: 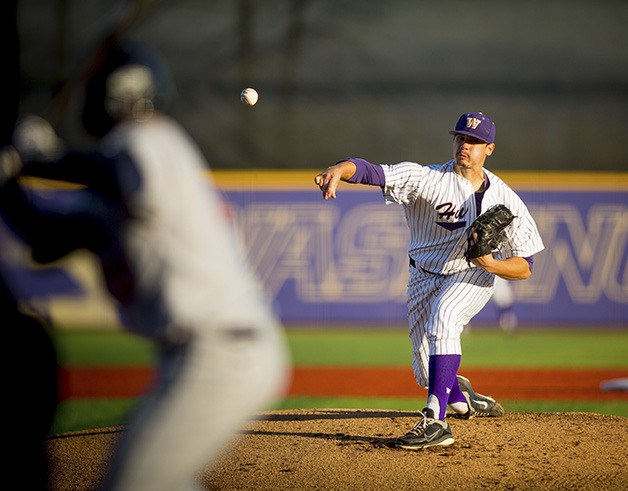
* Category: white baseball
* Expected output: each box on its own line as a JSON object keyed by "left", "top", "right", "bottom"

{"left": 240, "top": 88, "right": 259, "bottom": 106}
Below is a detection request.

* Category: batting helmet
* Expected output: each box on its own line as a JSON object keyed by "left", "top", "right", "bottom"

{"left": 81, "top": 40, "right": 176, "bottom": 137}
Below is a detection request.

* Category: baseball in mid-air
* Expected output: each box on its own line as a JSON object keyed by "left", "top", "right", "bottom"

{"left": 240, "top": 88, "right": 259, "bottom": 106}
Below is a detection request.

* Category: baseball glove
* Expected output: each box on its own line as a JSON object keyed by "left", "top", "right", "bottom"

{"left": 464, "top": 204, "right": 515, "bottom": 260}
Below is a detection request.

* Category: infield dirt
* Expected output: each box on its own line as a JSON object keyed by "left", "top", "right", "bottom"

{"left": 46, "top": 409, "right": 627, "bottom": 491}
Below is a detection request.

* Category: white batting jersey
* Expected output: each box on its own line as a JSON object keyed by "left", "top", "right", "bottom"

{"left": 380, "top": 160, "right": 544, "bottom": 274}
{"left": 102, "top": 116, "right": 279, "bottom": 339}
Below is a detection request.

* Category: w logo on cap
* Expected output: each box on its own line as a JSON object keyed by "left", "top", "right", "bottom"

{"left": 449, "top": 111, "right": 496, "bottom": 144}
{"left": 466, "top": 117, "right": 482, "bottom": 129}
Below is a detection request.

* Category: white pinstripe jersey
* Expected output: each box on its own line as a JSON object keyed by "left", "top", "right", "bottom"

{"left": 380, "top": 160, "right": 544, "bottom": 275}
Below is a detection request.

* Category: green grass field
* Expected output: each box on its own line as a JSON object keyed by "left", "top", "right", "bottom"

{"left": 49, "top": 327, "right": 628, "bottom": 434}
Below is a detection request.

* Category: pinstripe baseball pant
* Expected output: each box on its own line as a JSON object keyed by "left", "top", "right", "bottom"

{"left": 407, "top": 266, "right": 495, "bottom": 388}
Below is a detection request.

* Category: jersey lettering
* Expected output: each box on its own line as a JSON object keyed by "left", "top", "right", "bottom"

{"left": 435, "top": 202, "right": 468, "bottom": 221}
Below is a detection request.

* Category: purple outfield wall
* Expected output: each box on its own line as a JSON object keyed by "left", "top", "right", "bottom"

{"left": 1, "top": 171, "right": 627, "bottom": 327}
{"left": 218, "top": 171, "right": 627, "bottom": 326}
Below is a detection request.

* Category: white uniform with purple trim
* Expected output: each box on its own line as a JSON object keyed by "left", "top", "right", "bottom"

{"left": 98, "top": 117, "right": 289, "bottom": 491}
{"left": 380, "top": 159, "right": 544, "bottom": 387}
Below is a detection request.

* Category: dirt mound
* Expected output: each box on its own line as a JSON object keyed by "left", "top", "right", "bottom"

{"left": 46, "top": 409, "right": 628, "bottom": 491}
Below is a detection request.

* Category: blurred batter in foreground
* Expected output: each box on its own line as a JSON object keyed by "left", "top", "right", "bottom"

{"left": 0, "top": 40, "right": 288, "bottom": 490}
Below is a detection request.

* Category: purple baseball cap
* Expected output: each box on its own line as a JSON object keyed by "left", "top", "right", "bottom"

{"left": 449, "top": 112, "right": 496, "bottom": 144}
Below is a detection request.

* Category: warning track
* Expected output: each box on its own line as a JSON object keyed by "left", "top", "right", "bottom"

{"left": 58, "top": 366, "right": 628, "bottom": 401}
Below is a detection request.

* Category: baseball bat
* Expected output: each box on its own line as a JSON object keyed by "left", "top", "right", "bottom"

{"left": 46, "top": 0, "right": 159, "bottom": 128}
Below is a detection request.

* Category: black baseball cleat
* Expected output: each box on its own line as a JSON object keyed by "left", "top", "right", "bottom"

{"left": 395, "top": 408, "right": 454, "bottom": 450}
{"left": 456, "top": 375, "right": 505, "bottom": 418}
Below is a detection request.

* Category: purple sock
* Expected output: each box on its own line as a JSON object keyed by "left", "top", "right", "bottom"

{"left": 448, "top": 377, "right": 467, "bottom": 405}
{"left": 428, "top": 354, "right": 462, "bottom": 420}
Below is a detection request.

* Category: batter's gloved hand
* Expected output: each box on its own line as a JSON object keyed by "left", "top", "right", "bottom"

{"left": 0, "top": 146, "right": 23, "bottom": 186}
{"left": 464, "top": 204, "right": 515, "bottom": 261}
{"left": 12, "top": 114, "right": 64, "bottom": 164}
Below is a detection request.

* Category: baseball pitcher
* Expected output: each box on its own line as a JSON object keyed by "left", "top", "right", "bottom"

{"left": 315, "top": 112, "right": 544, "bottom": 450}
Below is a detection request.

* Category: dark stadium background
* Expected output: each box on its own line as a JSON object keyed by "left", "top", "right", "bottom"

{"left": 4, "top": 0, "right": 627, "bottom": 172}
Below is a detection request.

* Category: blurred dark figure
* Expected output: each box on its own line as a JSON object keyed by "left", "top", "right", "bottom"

{"left": 0, "top": 0, "right": 19, "bottom": 147}
{"left": 2, "top": 272, "right": 58, "bottom": 490}
{"left": 1, "top": 1, "right": 58, "bottom": 489}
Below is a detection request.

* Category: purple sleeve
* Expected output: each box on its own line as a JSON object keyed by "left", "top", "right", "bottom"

{"left": 341, "top": 158, "right": 386, "bottom": 186}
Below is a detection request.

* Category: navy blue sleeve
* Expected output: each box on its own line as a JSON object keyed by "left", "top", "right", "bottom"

{"left": 22, "top": 150, "right": 141, "bottom": 207}
{"left": 342, "top": 158, "right": 386, "bottom": 186}
{"left": 0, "top": 158, "right": 138, "bottom": 304}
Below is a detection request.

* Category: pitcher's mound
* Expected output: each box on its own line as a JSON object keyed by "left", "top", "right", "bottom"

{"left": 46, "top": 409, "right": 628, "bottom": 490}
